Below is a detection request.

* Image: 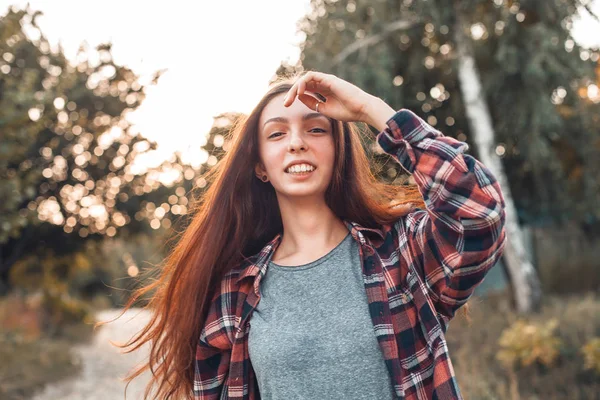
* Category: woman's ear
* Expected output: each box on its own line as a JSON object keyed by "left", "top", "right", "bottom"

{"left": 254, "top": 163, "right": 266, "bottom": 180}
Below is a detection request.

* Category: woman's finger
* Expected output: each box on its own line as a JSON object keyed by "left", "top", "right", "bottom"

{"left": 314, "top": 92, "right": 327, "bottom": 102}
{"left": 284, "top": 72, "right": 330, "bottom": 107}
{"left": 299, "top": 72, "right": 328, "bottom": 95}
{"left": 284, "top": 79, "right": 310, "bottom": 106}
{"left": 303, "top": 90, "right": 326, "bottom": 101}
{"left": 283, "top": 84, "right": 297, "bottom": 106}
{"left": 297, "top": 93, "right": 322, "bottom": 113}
{"left": 284, "top": 77, "right": 304, "bottom": 106}
{"left": 298, "top": 72, "right": 312, "bottom": 95}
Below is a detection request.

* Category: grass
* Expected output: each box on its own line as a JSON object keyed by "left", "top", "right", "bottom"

{"left": 0, "top": 295, "right": 96, "bottom": 400}
{"left": 447, "top": 290, "right": 600, "bottom": 400}
{"left": 0, "top": 335, "right": 79, "bottom": 399}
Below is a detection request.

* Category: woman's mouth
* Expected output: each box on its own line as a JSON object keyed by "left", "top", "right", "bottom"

{"left": 284, "top": 163, "right": 316, "bottom": 179}
{"left": 285, "top": 164, "right": 316, "bottom": 174}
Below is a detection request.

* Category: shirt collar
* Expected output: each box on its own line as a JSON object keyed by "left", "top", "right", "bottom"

{"left": 235, "top": 219, "right": 385, "bottom": 285}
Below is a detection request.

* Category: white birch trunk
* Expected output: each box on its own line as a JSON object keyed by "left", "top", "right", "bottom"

{"left": 453, "top": 14, "right": 542, "bottom": 313}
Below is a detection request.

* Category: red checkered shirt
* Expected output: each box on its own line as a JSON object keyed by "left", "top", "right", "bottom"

{"left": 194, "top": 108, "right": 507, "bottom": 399}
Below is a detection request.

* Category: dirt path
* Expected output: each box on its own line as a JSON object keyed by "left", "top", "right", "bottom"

{"left": 32, "top": 308, "right": 153, "bottom": 400}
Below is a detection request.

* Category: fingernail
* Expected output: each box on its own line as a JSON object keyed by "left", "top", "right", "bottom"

{"left": 315, "top": 93, "right": 326, "bottom": 102}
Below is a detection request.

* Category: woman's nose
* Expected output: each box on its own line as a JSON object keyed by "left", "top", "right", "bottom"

{"left": 287, "top": 134, "right": 307, "bottom": 152}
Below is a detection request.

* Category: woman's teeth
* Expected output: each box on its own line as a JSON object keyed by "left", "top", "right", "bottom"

{"left": 286, "top": 164, "right": 315, "bottom": 174}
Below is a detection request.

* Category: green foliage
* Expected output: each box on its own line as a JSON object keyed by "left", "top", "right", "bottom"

{"left": 0, "top": 6, "right": 204, "bottom": 294}
{"left": 9, "top": 250, "right": 90, "bottom": 291}
{"left": 0, "top": 6, "right": 243, "bottom": 311}
{"left": 1, "top": 8, "right": 150, "bottom": 244}
{"left": 581, "top": 337, "right": 600, "bottom": 375}
{"left": 288, "top": 0, "right": 600, "bottom": 227}
{"left": 8, "top": 250, "right": 95, "bottom": 332}
{"left": 40, "top": 287, "right": 93, "bottom": 332}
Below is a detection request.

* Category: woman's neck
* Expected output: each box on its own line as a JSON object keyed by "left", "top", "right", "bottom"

{"left": 272, "top": 196, "right": 349, "bottom": 266}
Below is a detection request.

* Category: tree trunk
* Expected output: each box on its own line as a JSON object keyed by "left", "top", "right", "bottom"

{"left": 453, "top": 10, "right": 542, "bottom": 313}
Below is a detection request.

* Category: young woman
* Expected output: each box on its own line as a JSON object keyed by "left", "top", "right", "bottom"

{"left": 117, "top": 71, "right": 506, "bottom": 400}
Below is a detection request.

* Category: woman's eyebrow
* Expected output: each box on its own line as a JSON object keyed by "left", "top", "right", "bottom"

{"left": 262, "top": 113, "right": 329, "bottom": 128}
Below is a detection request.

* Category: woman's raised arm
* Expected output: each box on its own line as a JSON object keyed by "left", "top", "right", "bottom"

{"left": 374, "top": 106, "right": 506, "bottom": 321}
{"left": 285, "top": 71, "right": 507, "bottom": 321}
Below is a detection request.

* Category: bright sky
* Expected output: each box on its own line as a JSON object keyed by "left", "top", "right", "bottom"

{"left": 3, "top": 0, "right": 600, "bottom": 169}
{"left": 5, "top": 0, "right": 311, "bottom": 168}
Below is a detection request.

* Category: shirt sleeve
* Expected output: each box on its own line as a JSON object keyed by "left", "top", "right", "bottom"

{"left": 193, "top": 286, "right": 234, "bottom": 400}
{"left": 376, "top": 108, "right": 507, "bottom": 320}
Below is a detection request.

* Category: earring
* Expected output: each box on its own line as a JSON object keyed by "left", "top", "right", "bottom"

{"left": 260, "top": 175, "right": 268, "bottom": 182}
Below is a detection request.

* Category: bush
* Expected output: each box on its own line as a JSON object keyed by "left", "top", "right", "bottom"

{"left": 496, "top": 318, "right": 562, "bottom": 369}
{"left": 581, "top": 337, "right": 600, "bottom": 375}
{"left": 446, "top": 290, "right": 600, "bottom": 400}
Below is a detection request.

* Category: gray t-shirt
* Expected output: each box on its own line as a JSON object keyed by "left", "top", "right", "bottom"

{"left": 248, "top": 232, "right": 395, "bottom": 400}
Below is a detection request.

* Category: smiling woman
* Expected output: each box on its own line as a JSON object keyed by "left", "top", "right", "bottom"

{"left": 108, "top": 71, "right": 506, "bottom": 400}
{"left": 255, "top": 96, "right": 336, "bottom": 202}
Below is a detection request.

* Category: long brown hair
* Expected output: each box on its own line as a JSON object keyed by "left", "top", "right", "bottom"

{"left": 101, "top": 72, "right": 424, "bottom": 399}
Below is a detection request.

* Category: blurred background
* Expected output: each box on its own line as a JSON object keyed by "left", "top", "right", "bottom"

{"left": 0, "top": 0, "right": 599, "bottom": 399}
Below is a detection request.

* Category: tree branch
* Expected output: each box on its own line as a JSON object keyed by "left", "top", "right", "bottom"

{"left": 582, "top": 2, "right": 600, "bottom": 24}
{"left": 333, "top": 18, "right": 420, "bottom": 66}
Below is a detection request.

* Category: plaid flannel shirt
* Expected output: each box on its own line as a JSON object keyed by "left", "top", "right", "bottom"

{"left": 194, "top": 109, "right": 507, "bottom": 399}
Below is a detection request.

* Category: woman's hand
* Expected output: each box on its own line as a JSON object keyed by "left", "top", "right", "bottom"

{"left": 282, "top": 71, "right": 396, "bottom": 131}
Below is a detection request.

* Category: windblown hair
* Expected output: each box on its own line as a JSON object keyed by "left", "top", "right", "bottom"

{"left": 101, "top": 72, "right": 425, "bottom": 399}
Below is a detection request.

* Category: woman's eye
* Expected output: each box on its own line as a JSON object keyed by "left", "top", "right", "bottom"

{"left": 268, "top": 128, "right": 326, "bottom": 139}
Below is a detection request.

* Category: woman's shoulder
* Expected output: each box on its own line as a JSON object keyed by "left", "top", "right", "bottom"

{"left": 360, "top": 208, "right": 427, "bottom": 251}
{"left": 211, "top": 254, "right": 259, "bottom": 300}
{"left": 201, "top": 257, "right": 257, "bottom": 346}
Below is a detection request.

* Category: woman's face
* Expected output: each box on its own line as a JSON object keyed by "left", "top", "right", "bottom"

{"left": 256, "top": 92, "right": 336, "bottom": 200}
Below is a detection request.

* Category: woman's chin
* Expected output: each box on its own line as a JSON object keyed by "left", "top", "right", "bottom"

{"left": 276, "top": 185, "right": 326, "bottom": 199}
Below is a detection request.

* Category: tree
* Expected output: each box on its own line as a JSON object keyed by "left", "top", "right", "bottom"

{"left": 283, "top": 0, "right": 600, "bottom": 312}
{"left": 452, "top": 2, "right": 540, "bottom": 313}
{"left": 0, "top": 6, "right": 168, "bottom": 293}
{"left": 0, "top": 7, "right": 240, "bottom": 331}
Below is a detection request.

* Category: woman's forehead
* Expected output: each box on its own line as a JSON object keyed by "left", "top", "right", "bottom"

{"left": 259, "top": 94, "right": 328, "bottom": 128}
